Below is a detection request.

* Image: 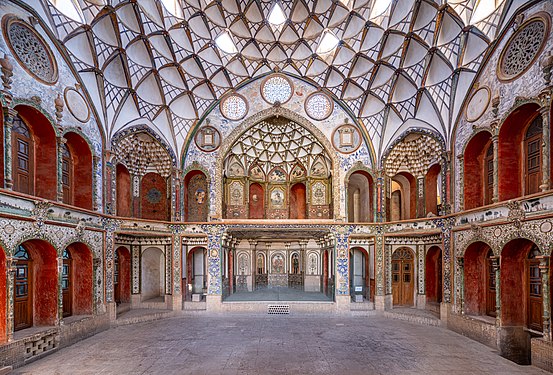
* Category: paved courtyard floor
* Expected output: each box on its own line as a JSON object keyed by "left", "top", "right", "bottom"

{"left": 12, "top": 314, "right": 548, "bottom": 375}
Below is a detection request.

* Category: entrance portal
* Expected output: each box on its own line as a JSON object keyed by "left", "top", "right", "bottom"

{"left": 392, "top": 247, "right": 414, "bottom": 306}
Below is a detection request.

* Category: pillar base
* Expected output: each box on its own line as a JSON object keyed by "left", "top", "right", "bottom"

{"left": 375, "top": 295, "right": 392, "bottom": 311}
{"left": 498, "top": 326, "right": 531, "bottom": 365}
{"left": 416, "top": 294, "right": 426, "bottom": 309}
{"left": 440, "top": 302, "right": 451, "bottom": 326}
{"left": 166, "top": 294, "right": 183, "bottom": 311}
{"left": 206, "top": 294, "right": 223, "bottom": 312}
{"left": 335, "top": 295, "right": 350, "bottom": 314}
{"left": 131, "top": 294, "right": 141, "bottom": 308}
{"left": 106, "top": 301, "right": 117, "bottom": 321}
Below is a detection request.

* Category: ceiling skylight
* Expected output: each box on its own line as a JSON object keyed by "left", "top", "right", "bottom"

{"left": 370, "top": 0, "right": 393, "bottom": 19}
{"left": 161, "top": 0, "right": 183, "bottom": 18}
{"left": 215, "top": 31, "right": 238, "bottom": 54}
{"left": 268, "top": 3, "right": 287, "bottom": 27}
{"left": 49, "top": 0, "right": 84, "bottom": 23}
{"left": 317, "top": 30, "right": 340, "bottom": 55}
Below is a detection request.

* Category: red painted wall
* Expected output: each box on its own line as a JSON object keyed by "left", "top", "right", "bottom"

{"left": 24, "top": 240, "right": 58, "bottom": 326}
{"left": 0, "top": 246, "right": 6, "bottom": 342}
{"left": 16, "top": 106, "right": 57, "bottom": 200}
{"left": 425, "top": 246, "right": 441, "bottom": 303}
{"left": 464, "top": 242, "right": 489, "bottom": 315}
{"left": 464, "top": 132, "right": 491, "bottom": 209}
{"left": 501, "top": 239, "right": 534, "bottom": 326}
{"left": 116, "top": 164, "right": 131, "bottom": 217}
{"left": 498, "top": 104, "right": 539, "bottom": 201}
{"left": 249, "top": 183, "right": 264, "bottom": 219}
{"left": 290, "top": 183, "right": 306, "bottom": 219}
{"left": 141, "top": 172, "right": 168, "bottom": 220}
{"left": 398, "top": 172, "right": 416, "bottom": 219}
{"left": 67, "top": 243, "right": 93, "bottom": 315}
{"left": 116, "top": 247, "right": 131, "bottom": 303}
{"left": 65, "top": 133, "right": 93, "bottom": 210}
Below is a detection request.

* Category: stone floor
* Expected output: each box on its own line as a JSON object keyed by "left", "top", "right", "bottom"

{"left": 12, "top": 314, "right": 549, "bottom": 375}
{"left": 224, "top": 287, "right": 332, "bottom": 302}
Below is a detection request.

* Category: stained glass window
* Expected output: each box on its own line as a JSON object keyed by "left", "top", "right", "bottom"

{"left": 220, "top": 94, "right": 248, "bottom": 121}
{"left": 305, "top": 92, "right": 333, "bottom": 120}
{"left": 261, "top": 75, "right": 293, "bottom": 105}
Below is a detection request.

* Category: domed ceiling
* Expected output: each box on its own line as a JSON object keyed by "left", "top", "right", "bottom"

{"left": 33, "top": 0, "right": 524, "bottom": 161}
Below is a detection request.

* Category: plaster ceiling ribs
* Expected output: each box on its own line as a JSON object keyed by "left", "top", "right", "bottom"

{"left": 41, "top": 0, "right": 514, "bottom": 161}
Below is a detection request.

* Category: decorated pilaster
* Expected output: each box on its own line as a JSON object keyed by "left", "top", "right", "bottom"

{"left": 3, "top": 107, "right": 16, "bottom": 189}
{"left": 56, "top": 136, "right": 67, "bottom": 202}
{"left": 331, "top": 225, "right": 352, "bottom": 311}
{"left": 491, "top": 255, "right": 501, "bottom": 326}
{"left": 416, "top": 176, "right": 425, "bottom": 218}
{"left": 457, "top": 154, "right": 464, "bottom": 211}
{"left": 102, "top": 218, "right": 120, "bottom": 319}
{"left": 6, "top": 256, "right": 16, "bottom": 341}
{"left": 437, "top": 218, "right": 453, "bottom": 322}
{"left": 104, "top": 150, "right": 116, "bottom": 215}
{"left": 538, "top": 255, "right": 551, "bottom": 341}
{"left": 491, "top": 95, "right": 500, "bottom": 203}
{"left": 416, "top": 242, "right": 426, "bottom": 309}
{"left": 171, "top": 169, "right": 182, "bottom": 221}
{"left": 202, "top": 224, "right": 226, "bottom": 310}
{"left": 376, "top": 170, "right": 385, "bottom": 222}
{"left": 374, "top": 226, "right": 387, "bottom": 310}
{"left": 455, "top": 256, "right": 464, "bottom": 314}
{"left": 167, "top": 225, "right": 183, "bottom": 310}
{"left": 442, "top": 152, "right": 451, "bottom": 215}
{"left": 92, "top": 155, "right": 101, "bottom": 211}
{"left": 540, "top": 52, "right": 553, "bottom": 192}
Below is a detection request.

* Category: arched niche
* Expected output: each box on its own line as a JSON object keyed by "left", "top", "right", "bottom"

{"left": 116, "top": 164, "right": 131, "bottom": 217}
{"left": 464, "top": 131, "right": 493, "bottom": 209}
{"left": 184, "top": 170, "right": 208, "bottom": 222}
{"left": 64, "top": 132, "right": 93, "bottom": 210}
{"left": 347, "top": 170, "right": 374, "bottom": 222}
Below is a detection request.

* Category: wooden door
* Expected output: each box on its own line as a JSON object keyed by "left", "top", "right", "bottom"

{"left": 486, "top": 250, "right": 496, "bottom": 317}
{"left": 61, "top": 144, "right": 73, "bottom": 205}
{"left": 527, "top": 246, "right": 543, "bottom": 331}
{"left": 14, "top": 246, "right": 32, "bottom": 331}
{"left": 62, "top": 250, "right": 72, "bottom": 317}
{"left": 392, "top": 248, "right": 414, "bottom": 306}
{"left": 525, "top": 116, "right": 543, "bottom": 195}
{"left": 13, "top": 133, "right": 33, "bottom": 195}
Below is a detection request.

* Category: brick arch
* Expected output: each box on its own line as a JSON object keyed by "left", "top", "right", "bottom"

{"left": 65, "top": 242, "right": 93, "bottom": 315}
{"left": 496, "top": 230, "right": 547, "bottom": 256}
{"left": 458, "top": 236, "right": 496, "bottom": 258}
{"left": 64, "top": 132, "right": 93, "bottom": 210}
{"left": 14, "top": 104, "right": 58, "bottom": 200}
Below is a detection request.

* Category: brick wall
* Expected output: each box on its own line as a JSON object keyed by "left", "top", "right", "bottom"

{"left": 448, "top": 314, "right": 497, "bottom": 349}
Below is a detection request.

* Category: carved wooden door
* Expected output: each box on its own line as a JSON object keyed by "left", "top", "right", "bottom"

{"left": 14, "top": 246, "right": 32, "bottom": 331}
{"left": 392, "top": 248, "right": 414, "bottom": 306}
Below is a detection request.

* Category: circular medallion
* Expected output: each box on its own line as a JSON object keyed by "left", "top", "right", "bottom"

{"left": 465, "top": 86, "right": 490, "bottom": 122}
{"left": 498, "top": 15, "right": 550, "bottom": 82}
{"left": 220, "top": 93, "right": 248, "bottom": 121}
{"left": 540, "top": 221, "right": 552, "bottom": 233}
{"left": 261, "top": 74, "right": 293, "bottom": 105}
{"left": 493, "top": 227, "right": 502, "bottom": 237}
{"left": 146, "top": 188, "right": 162, "bottom": 204}
{"left": 2, "top": 15, "right": 58, "bottom": 85}
{"left": 210, "top": 249, "right": 218, "bottom": 257}
{"left": 64, "top": 87, "right": 90, "bottom": 123}
{"left": 3, "top": 224, "right": 14, "bottom": 235}
{"left": 305, "top": 91, "right": 333, "bottom": 121}
{"left": 194, "top": 125, "right": 221, "bottom": 152}
{"left": 331, "top": 123, "right": 362, "bottom": 154}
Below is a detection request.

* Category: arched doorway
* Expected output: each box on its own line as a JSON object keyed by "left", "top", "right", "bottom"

{"left": 463, "top": 241, "right": 495, "bottom": 316}
{"left": 187, "top": 247, "right": 207, "bottom": 295}
{"left": 392, "top": 247, "right": 414, "bottom": 306}
{"left": 425, "top": 246, "right": 442, "bottom": 305}
{"left": 289, "top": 183, "right": 306, "bottom": 219}
{"left": 249, "top": 183, "right": 264, "bottom": 219}
{"left": 116, "top": 164, "right": 131, "bottom": 217}
{"left": 64, "top": 132, "right": 93, "bottom": 210}
{"left": 350, "top": 247, "right": 370, "bottom": 300}
{"left": 63, "top": 243, "right": 93, "bottom": 317}
{"left": 141, "top": 247, "right": 165, "bottom": 301}
{"left": 115, "top": 246, "right": 131, "bottom": 304}
{"left": 347, "top": 171, "right": 374, "bottom": 222}
{"left": 14, "top": 240, "right": 58, "bottom": 331}
{"left": 463, "top": 131, "right": 492, "bottom": 209}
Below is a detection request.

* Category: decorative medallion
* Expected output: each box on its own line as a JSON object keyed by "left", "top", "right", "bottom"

{"left": 194, "top": 125, "right": 221, "bottom": 152}
{"left": 493, "top": 227, "right": 502, "bottom": 237}
{"left": 465, "top": 86, "right": 490, "bottom": 122}
{"left": 2, "top": 15, "right": 58, "bottom": 85}
{"left": 261, "top": 74, "right": 293, "bottom": 105}
{"left": 146, "top": 188, "right": 162, "bottom": 204}
{"left": 4, "top": 224, "right": 14, "bottom": 235}
{"left": 270, "top": 187, "right": 286, "bottom": 208}
{"left": 498, "top": 15, "right": 550, "bottom": 82}
{"left": 305, "top": 91, "right": 333, "bottom": 121}
{"left": 64, "top": 87, "right": 90, "bottom": 123}
{"left": 331, "top": 124, "right": 362, "bottom": 154}
{"left": 540, "top": 221, "right": 552, "bottom": 233}
{"left": 220, "top": 93, "right": 248, "bottom": 121}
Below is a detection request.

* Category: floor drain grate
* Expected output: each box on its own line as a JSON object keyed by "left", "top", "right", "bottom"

{"left": 268, "top": 304, "right": 290, "bottom": 314}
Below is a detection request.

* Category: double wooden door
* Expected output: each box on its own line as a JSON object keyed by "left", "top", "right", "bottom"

{"left": 14, "top": 259, "right": 32, "bottom": 330}
{"left": 392, "top": 248, "right": 414, "bottom": 306}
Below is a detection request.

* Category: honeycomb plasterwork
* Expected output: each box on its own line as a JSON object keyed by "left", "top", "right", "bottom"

{"left": 113, "top": 132, "right": 173, "bottom": 177}
{"left": 383, "top": 132, "right": 443, "bottom": 177}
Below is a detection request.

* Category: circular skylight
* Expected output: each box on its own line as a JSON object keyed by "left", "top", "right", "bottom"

{"left": 261, "top": 74, "right": 293, "bottom": 105}
{"left": 220, "top": 94, "right": 248, "bottom": 121}
{"left": 305, "top": 92, "right": 333, "bottom": 121}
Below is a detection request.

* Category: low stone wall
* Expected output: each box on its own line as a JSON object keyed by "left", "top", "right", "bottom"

{"left": 448, "top": 314, "right": 497, "bottom": 349}
{"left": 59, "top": 314, "right": 110, "bottom": 349}
{"left": 532, "top": 338, "right": 553, "bottom": 372}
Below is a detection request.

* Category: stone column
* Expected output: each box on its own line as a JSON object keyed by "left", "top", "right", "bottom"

{"left": 248, "top": 240, "right": 256, "bottom": 292}
{"left": 171, "top": 169, "right": 183, "bottom": 221}
{"left": 376, "top": 170, "right": 385, "bottom": 222}
{"left": 457, "top": 155, "right": 464, "bottom": 211}
{"left": 168, "top": 227, "right": 183, "bottom": 310}
{"left": 56, "top": 136, "right": 67, "bottom": 202}
{"left": 3, "top": 108, "right": 16, "bottom": 189}
{"left": 374, "top": 232, "right": 386, "bottom": 310}
{"left": 491, "top": 130, "right": 499, "bottom": 203}
{"left": 538, "top": 255, "right": 551, "bottom": 341}
{"left": 102, "top": 218, "right": 119, "bottom": 319}
{"left": 6, "top": 256, "right": 16, "bottom": 342}
{"left": 417, "top": 176, "right": 426, "bottom": 218}
{"left": 416, "top": 242, "right": 426, "bottom": 309}
{"left": 539, "top": 105, "right": 551, "bottom": 192}
{"left": 332, "top": 225, "right": 352, "bottom": 312}
{"left": 204, "top": 225, "right": 226, "bottom": 311}
{"left": 456, "top": 257, "right": 464, "bottom": 314}
{"left": 57, "top": 255, "right": 64, "bottom": 323}
{"left": 104, "top": 150, "right": 116, "bottom": 215}
{"left": 491, "top": 255, "right": 501, "bottom": 325}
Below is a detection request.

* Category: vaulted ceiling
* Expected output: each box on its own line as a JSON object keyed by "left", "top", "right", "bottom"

{"left": 35, "top": 0, "right": 526, "bottom": 161}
